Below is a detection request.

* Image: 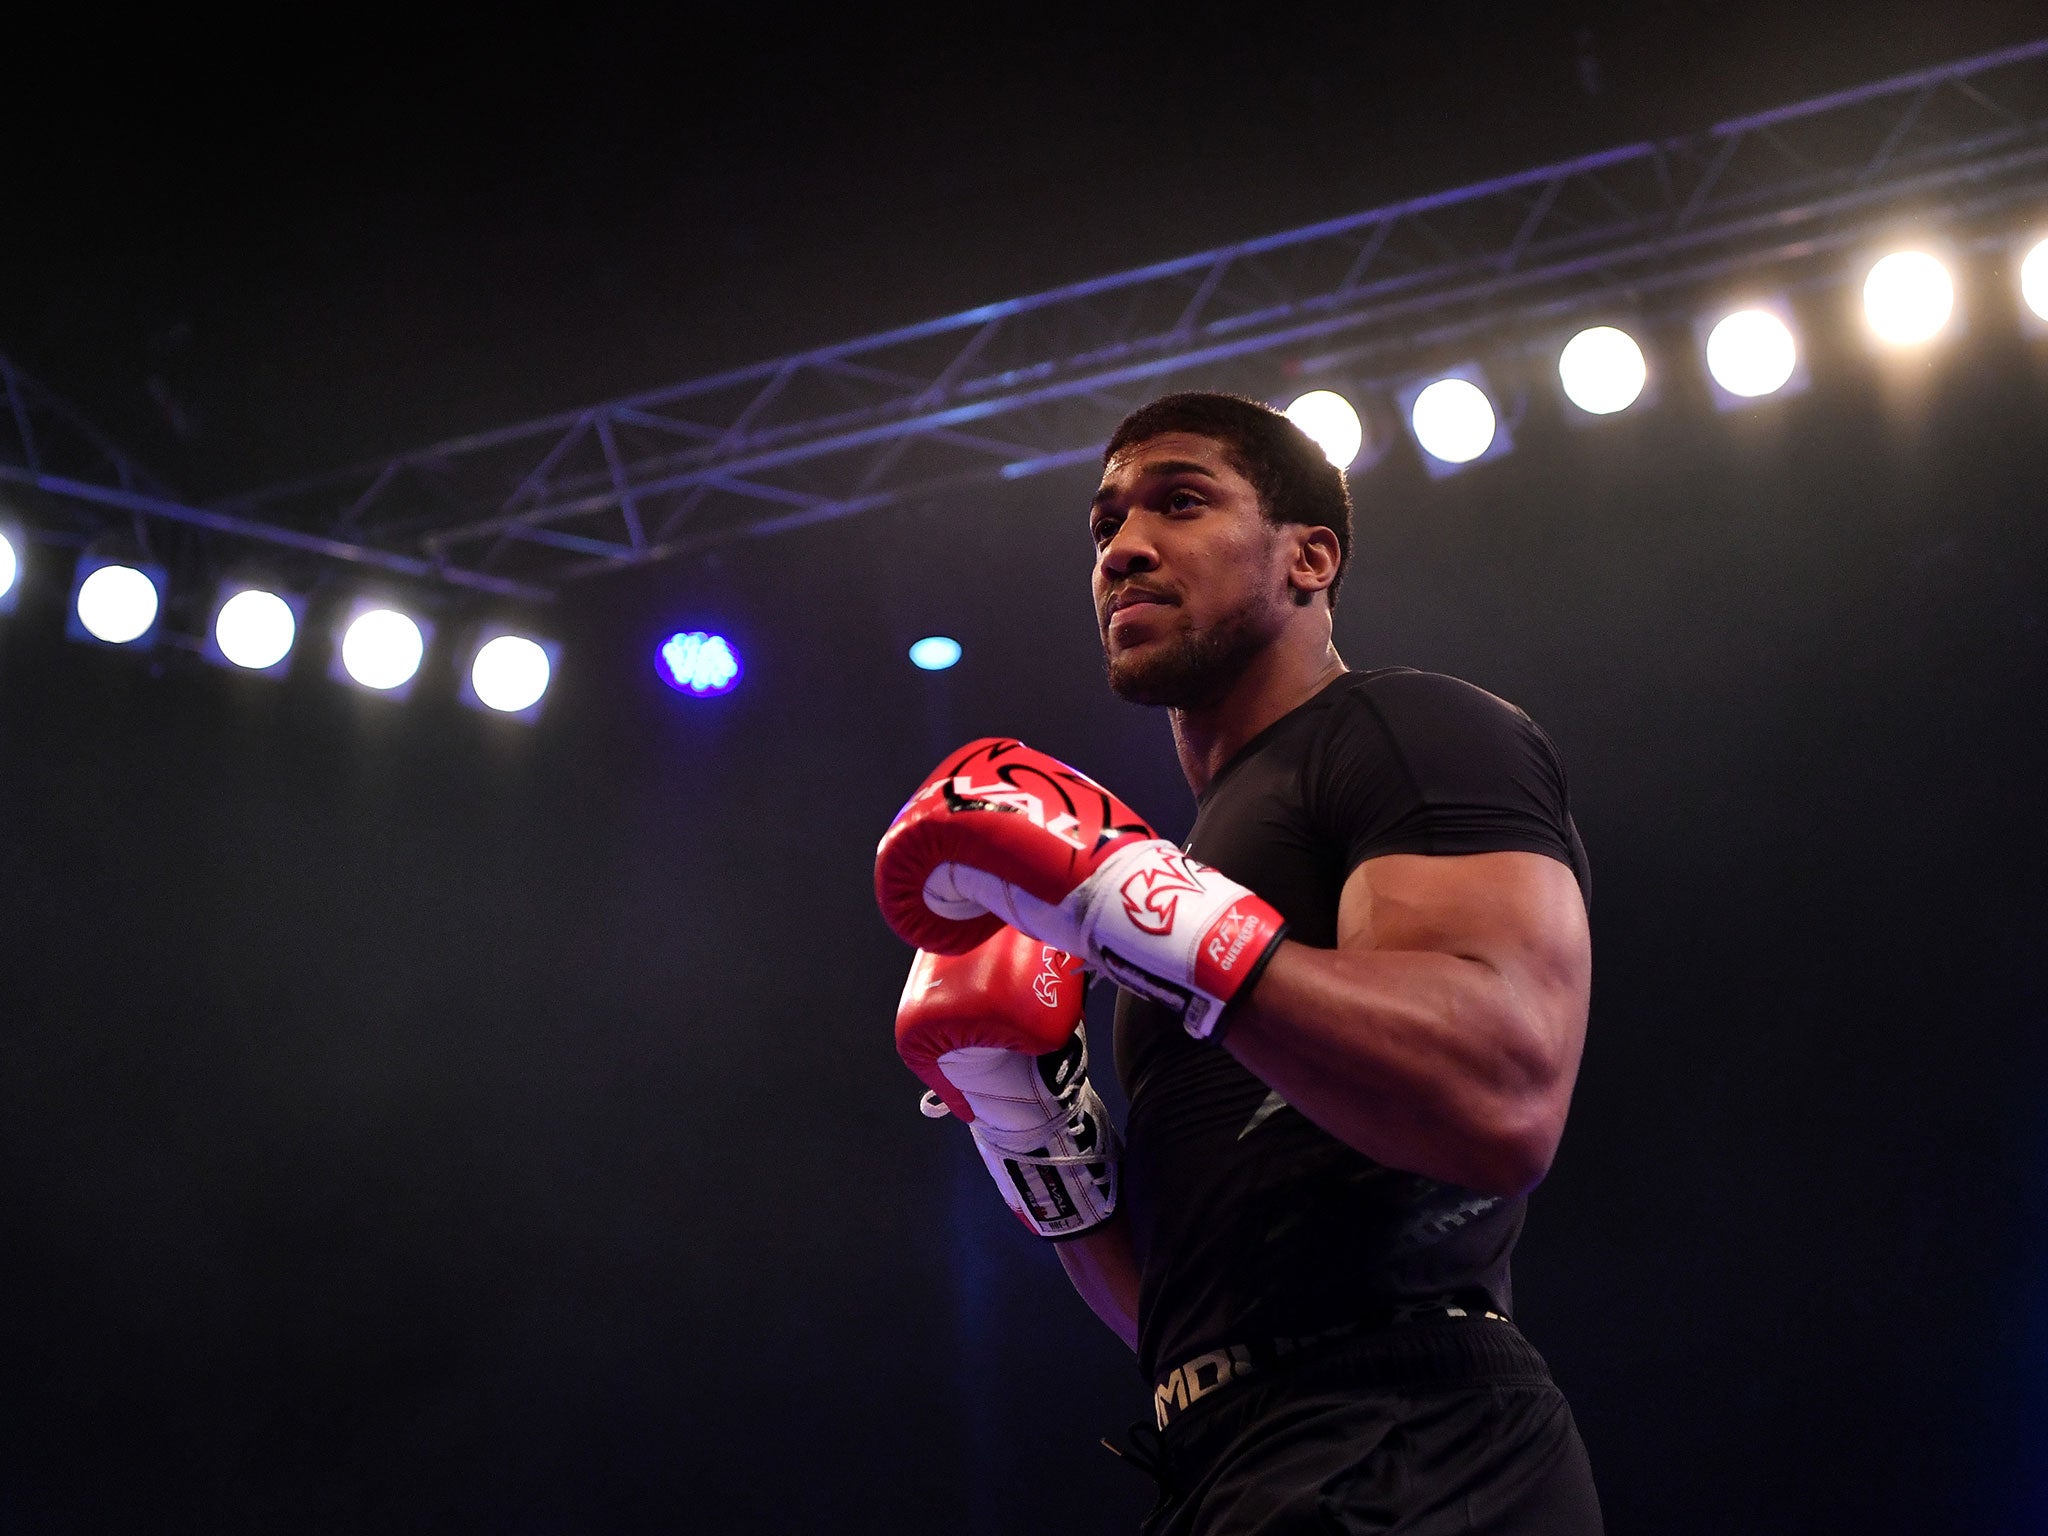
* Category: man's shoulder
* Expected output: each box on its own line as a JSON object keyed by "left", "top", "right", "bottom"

{"left": 1329, "top": 667, "right": 1535, "bottom": 729}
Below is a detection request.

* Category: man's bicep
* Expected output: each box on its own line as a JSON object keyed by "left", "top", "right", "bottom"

{"left": 1336, "top": 851, "right": 1591, "bottom": 1028}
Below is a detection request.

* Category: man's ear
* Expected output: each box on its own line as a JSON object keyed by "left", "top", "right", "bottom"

{"left": 1288, "top": 526, "right": 1342, "bottom": 602}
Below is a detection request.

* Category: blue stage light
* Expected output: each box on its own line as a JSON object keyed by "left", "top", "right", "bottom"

{"left": 909, "top": 636, "right": 962, "bottom": 671}
{"left": 659, "top": 631, "right": 742, "bottom": 696}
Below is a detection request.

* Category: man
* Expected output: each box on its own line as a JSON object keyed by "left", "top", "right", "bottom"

{"left": 879, "top": 391, "right": 1598, "bottom": 1533}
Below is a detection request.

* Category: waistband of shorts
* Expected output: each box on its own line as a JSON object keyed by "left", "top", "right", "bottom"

{"left": 1150, "top": 1306, "right": 1550, "bottom": 1436}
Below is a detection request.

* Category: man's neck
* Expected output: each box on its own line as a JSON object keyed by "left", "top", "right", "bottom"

{"left": 1169, "top": 620, "right": 1348, "bottom": 797}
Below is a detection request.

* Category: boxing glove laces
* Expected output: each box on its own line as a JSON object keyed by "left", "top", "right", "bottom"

{"left": 897, "top": 933, "right": 1118, "bottom": 1239}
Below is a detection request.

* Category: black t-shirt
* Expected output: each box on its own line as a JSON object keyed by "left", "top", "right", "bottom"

{"left": 1112, "top": 667, "right": 1590, "bottom": 1382}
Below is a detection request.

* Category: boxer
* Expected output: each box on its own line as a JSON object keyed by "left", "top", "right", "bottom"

{"left": 883, "top": 391, "right": 1600, "bottom": 1533}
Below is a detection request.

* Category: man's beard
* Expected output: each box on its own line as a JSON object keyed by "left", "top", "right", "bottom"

{"left": 1104, "top": 600, "right": 1270, "bottom": 708}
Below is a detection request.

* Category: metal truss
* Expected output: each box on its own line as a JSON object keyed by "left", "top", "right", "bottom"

{"left": 0, "top": 353, "right": 177, "bottom": 526}
{"left": 21, "top": 37, "right": 2048, "bottom": 598}
{"left": 0, "top": 354, "right": 553, "bottom": 601}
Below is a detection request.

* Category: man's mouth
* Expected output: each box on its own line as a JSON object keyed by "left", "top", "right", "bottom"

{"left": 1106, "top": 587, "right": 1175, "bottom": 626}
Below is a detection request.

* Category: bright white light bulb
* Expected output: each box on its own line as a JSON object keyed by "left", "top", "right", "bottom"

{"left": 1409, "top": 378, "right": 1497, "bottom": 464}
{"left": 1284, "top": 390, "right": 1364, "bottom": 468}
{"left": 215, "top": 589, "right": 296, "bottom": 670}
{"left": 470, "top": 635, "right": 551, "bottom": 712}
{"left": 0, "top": 532, "right": 16, "bottom": 601}
{"left": 1705, "top": 309, "right": 1798, "bottom": 398}
{"left": 1863, "top": 251, "right": 1954, "bottom": 346}
{"left": 2020, "top": 236, "right": 2048, "bottom": 323}
{"left": 76, "top": 564, "right": 159, "bottom": 644}
{"left": 341, "top": 608, "right": 425, "bottom": 691}
{"left": 1558, "top": 326, "right": 1648, "bottom": 415}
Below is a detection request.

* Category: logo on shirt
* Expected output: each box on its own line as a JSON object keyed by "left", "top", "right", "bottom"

{"left": 1397, "top": 1193, "right": 1504, "bottom": 1251}
{"left": 1119, "top": 852, "right": 1207, "bottom": 936}
{"left": 1237, "top": 1089, "right": 1289, "bottom": 1141}
{"left": 1153, "top": 1345, "right": 1255, "bottom": 1429}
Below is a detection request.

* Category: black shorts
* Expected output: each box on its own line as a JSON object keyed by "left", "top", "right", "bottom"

{"left": 1134, "top": 1319, "right": 1602, "bottom": 1536}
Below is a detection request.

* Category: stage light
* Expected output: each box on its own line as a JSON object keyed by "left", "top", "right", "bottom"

{"left": 1862, "top": 250, "right": 1954, "bottom": 346}
{"left": 2021, "top": 235, "right": 2048, "bottom": 323}
{"left": 1409, "top": 377, "right": 1497, "bottom": 465}
{"left": 213, "top": 588, "right": 298, "bottom": 672}
{"left": 658, "top": 631, "right": 742, "bottom": 696}
{"left": 1704, "top": 307, "right": 1800, "bottom": 400}
{"left": 469, "top": 634, "right": 552, "bottom": 714}
{"left": 909, "top": 636, "right": 962, "bottom": 671}
{"left": 1283, "top": 390, "right": 1364, "bottom": 469}
{"left": 340, "top": 607, "right": 427, "bottom": 692}
{"left": 1558, "top": 326, "right": 1648, "bottom": 415}
{"left": 0, "top": 530, "right": 17, "bottom": 606}
{"left": 73, "top": 561, "right": 162, "bottom": 646}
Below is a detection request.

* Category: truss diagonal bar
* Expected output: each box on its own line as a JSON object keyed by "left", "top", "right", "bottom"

{"left": 0, "top": 357, "right": 178, "bottom": 502}
{"left": 54, "top": 36, "right": 2048, "bottom": 595}
{"left": 0, "top": 462, "right": 551, "bottom": 600}
{"left": 0, "top": 354, "right": 552, "bottom": 601}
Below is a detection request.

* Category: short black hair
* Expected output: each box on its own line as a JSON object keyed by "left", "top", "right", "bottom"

{"left": 1103, "top": 391, "right": 1354, "bottom": 608}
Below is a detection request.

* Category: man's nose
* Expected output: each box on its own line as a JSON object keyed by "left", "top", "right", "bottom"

{"left": 1099, "top": 517, "right": 1158, "bottom": 577}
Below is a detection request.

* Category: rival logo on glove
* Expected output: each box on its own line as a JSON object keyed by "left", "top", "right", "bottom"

{"left": 1118, "top": 852, "right": 1209, "bottom": 936}
{"left": 1031, "top": 947, "right": 1068, "bottom": 1009}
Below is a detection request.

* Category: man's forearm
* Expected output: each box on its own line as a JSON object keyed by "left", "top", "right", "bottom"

{"left": 1225, "top": 942, "right": 1568, "bottom": 1196}
{"left": 1056, "top": 1210, "right": 1140, "bottom": 1350}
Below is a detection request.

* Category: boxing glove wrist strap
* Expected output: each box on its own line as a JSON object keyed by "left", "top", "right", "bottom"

{"left": 937, "top": 839, "right": 1286, "bottom": 1040}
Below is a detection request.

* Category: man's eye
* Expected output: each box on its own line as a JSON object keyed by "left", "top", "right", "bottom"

{"left": 1092, "top": 519, "right": 1119, "bottom": 545}
{"left": 1167, "top": 490, "right": 1203, "bottom": 511}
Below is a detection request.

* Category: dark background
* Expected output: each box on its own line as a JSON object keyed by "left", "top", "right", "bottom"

{"left": 4, "top": 5, "right": 2047, "bottom": 1532}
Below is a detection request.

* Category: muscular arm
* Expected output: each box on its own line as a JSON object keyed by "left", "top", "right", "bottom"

{"left": 1224, "top": 850, "right": 1590, "bottom": 1198}
{"left": 1056, "top": 1209, "right": 1141, "bottom": 1350}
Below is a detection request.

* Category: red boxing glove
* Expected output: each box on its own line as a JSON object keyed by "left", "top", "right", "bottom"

{"left": 896, "top": 928, "right": 1086, "bottom": 1120}
{"left": 897, "top": 929, "right": 1117, "bottom": 1239}
{"left": 875, "top": 738, "right": 1287, "bottom": 1040}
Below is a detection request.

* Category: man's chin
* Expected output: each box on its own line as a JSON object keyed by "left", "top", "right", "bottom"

{"left": 1105, "top": 640, "right": 1210, "bottom": 708}
{"left": 1105, "top": 666, "right": 1176, "bottom": 707}
{"left": 1103, "top": 606, "right": 1271, "bottom": 708}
